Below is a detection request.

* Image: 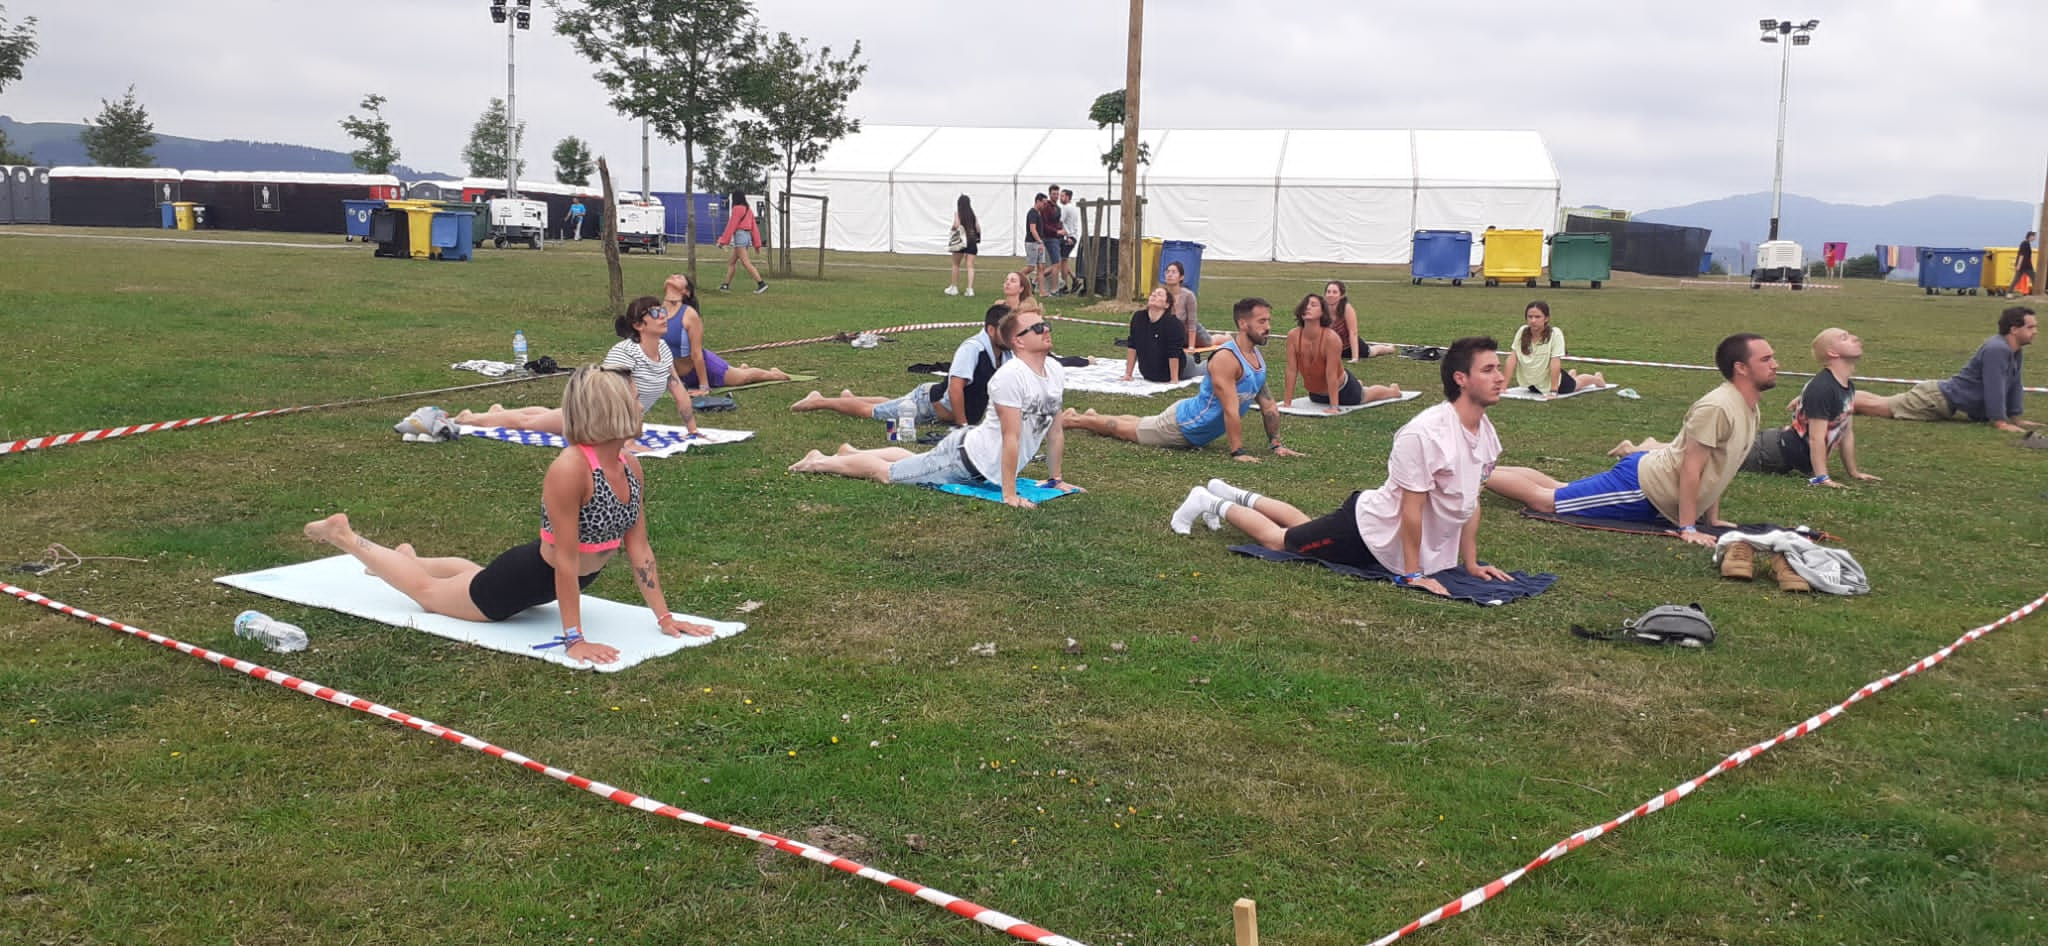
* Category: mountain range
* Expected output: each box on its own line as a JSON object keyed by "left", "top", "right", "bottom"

{"left": 0, "top": 115, "right": 452, "bottom": 180}
{"left": 1635, "top": 191, "right": 2039, "bottom": 263}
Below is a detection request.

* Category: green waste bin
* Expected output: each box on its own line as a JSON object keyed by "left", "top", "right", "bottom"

{"left": 1546, "top": 232, "right": 1612, "bottom": 289}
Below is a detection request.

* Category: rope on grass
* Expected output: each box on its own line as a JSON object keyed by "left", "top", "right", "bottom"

{"left": 0, "top": 580, "right": 1089, "bottom": 946}
{"left": 1363, "top": 589, "right": 2048, "bottom": 946}
{"left": 0, "top": 372, "right": 557, "bottom": 456}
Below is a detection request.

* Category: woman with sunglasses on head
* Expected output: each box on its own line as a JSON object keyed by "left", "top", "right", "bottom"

{"left": 308, "top": 366, "right": 715, "bottom": 666}
{"left": 659, "top": 273, "right": 792, "bottom": 395}
{"left": 455, "top": 297, "right": 699, "bottom": 439}
{"left": 789, "top": 301, "right": 1084, "bottom": 509}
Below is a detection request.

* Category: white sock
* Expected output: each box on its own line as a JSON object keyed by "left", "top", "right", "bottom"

{"left": 1206, "top": 478, "right": 1261, "bottom": 510}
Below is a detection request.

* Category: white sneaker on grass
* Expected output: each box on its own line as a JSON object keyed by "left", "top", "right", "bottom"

{"left": 965, "top": 288, "right": 975, "bottom": 297}
{"left": 944, "top": 285, "right": 959, "bottom": 296}
{"left": 1170, "top": 486, "right": 1226, "bottom": 535}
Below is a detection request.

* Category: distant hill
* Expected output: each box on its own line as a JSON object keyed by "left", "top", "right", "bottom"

{"left": 0, "top": 115, "right": 451, "bottom": 180}
{"left": 1636, "top": 192, "right": 2038, "bottom": 265}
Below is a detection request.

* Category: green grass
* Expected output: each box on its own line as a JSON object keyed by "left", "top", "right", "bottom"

{"left": 3, "top": 230, "right": 2046, "bottom": 946}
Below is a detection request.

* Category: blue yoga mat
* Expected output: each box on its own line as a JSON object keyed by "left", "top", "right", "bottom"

{"left": 1227, "top": 544, "right": 1557, "bottom": 606}
{"left": 930, "top": 478, "right": 1077, "bottom": 505}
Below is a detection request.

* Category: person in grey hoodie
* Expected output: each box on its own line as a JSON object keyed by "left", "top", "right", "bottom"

{"left": 1852, "top": 306, "right": 2040, "bottom": 434}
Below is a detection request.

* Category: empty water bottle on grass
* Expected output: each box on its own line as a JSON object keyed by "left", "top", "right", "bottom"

{"left": 897, "top": 401, "right": 917, "bottom": 445}
{"left": 235, "top": 610, "right": 308, "bottom": 653}
{"left": 513, "top": 330, "right": 528, "bottom": 367}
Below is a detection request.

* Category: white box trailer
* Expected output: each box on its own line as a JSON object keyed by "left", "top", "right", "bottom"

{"left": 488, "top": 197, "right": 548, "bottom": 250}
{"left": 1751, "top": 240, "right": 1806, "bottom": 289}
{"left": 616, "top": 202, "right": 666, "bottom": 254}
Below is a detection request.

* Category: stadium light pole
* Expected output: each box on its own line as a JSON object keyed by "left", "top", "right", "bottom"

{"left": 1758, "top": 17, "right": 1817, "bottom": 242}
{"left": 490, "top": 0, "right": 534, "bottom": 199}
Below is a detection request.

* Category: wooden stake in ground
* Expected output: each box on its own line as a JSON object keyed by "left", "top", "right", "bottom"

{"left": 1116, "top": 0, "right": 1144, "bottom": 303}
{"left": 1233, "top": 898, "right": 1259, "bottom": 946}
{"left": 597, "top": 157, "right": 624, "bottom": 311}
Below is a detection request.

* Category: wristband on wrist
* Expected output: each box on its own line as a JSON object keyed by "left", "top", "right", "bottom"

{"left": 533, "top": 626, "right": 585, "bottom": 651}
{"left": 1678, "top": 525, "right": 1699, "bottom": 534}
{"left": 1041, "top": 477, "right": 1062, "bottom": 488}
{"left": 1395, "top": 571, "right": 1425, "bottom": 586}
{"left": 1808, "top": 474, "right": 1831, "bottom": 485}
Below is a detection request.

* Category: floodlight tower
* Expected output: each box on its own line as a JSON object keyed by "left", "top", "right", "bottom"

{"left": 490, "top": 0, "right": 534, "bottom": 198}
{"left": 1758, "top": 17, "right": 1818, "bottom": 241}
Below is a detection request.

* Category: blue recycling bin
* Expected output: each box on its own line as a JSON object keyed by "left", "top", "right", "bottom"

{"left": 429, "top": 210, "right": 476, "bottom": 262}
{"left": 1157, "top": 239, "right": 1205, "bottom": 294}
{"left": 1917, "top": 247, "right": 1982, "bottom": 295}
{"left": 1410, "top": 229, "right": 1473, "bottom": 285}
{"left": 343, "top": 199, "right": 386, "bottom": 242}
{"left": 1700, "top": 251, "right": 1714, "bottom": 275}
{"left": 159, "top": 202, "right": 177, "bottom": 229}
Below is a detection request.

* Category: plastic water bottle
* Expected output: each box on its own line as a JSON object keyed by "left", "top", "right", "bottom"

{"left": 234, "top": 610, "right": 308, "bottom": 653}
{"left": 897, "top": 400, "right": 918, "bottom": 444}
{"left": 513, "top": 330, "right": 528, "bottom": 367}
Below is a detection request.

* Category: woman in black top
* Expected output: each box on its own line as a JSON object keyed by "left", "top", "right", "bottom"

{"left": 947, "top": 194, "right": 981, "bottom": 297}
{"left": 1124, "top": 287, "right": 1188, "bottom": 382}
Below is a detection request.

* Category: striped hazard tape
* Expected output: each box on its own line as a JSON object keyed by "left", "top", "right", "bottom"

{"left": 1365, "top": 589, "right": 2048, "bottom": 946}
{"left": 1556, "top": 354, "right": 2048, "bottom": 394}
{"left": 1, "top": 581, "right": 1088, "bottom": 946}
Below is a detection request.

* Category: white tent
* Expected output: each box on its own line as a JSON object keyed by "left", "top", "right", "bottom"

{"left": 776, "top": 126, "right": 1559, "bottom": 264}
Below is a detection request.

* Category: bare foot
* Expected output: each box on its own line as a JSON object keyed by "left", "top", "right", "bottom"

{"left": 840, "top": 388, "right": 856, "bottom": 398}
{"left": 765, "top": 368, "right": 790, "bottom": 380}
{"left": 791, "top": 391, "right": 825, "bottom": 412}
{"left": 1388, "top": 383, "right": 1401, "bottom": 393}
{"left": 834, "top": 442, "right": 859, "bottom": 456}
{"left": 788, "top": 449, "right": 825, "bottom": 473}
{"left": 1607, "top": 439, "right": 1637, "bottom": 458}
{"left": 304, "top": 513, "right": 353, "bottom": 546}
{"left": 453, "top": 409, "right": 478, "bottom": 424}
{"left": 1085, "top": 408, "right": 1100, "bottom": 416}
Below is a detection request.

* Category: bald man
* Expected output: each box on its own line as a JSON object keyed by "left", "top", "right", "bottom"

{"left": 1740, "top": 327, "right": 1880, "bottom": 486}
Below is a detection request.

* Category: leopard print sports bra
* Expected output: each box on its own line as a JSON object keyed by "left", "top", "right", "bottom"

{"left": 539, "top": 444, "right": 641, "bottom": 552}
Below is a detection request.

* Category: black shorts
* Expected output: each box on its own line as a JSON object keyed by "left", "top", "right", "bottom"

{"left": 1308, "top": 372, "right": 1365, "bottom": 406}
{"left": 1059, "top": 236, "right": 1075, "bottom": 259}
{"left": 468, "top": 540, "right": 601, "bottom": 622}
{"left": 1281, "top": 491, "right": 1389, "bottom": 571}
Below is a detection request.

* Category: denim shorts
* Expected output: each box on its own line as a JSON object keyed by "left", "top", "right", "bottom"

{"left": 886, "top": 429, "right": 983, "bottom": 487}
{"left": 732, "top": 230, "right": 754, "bottom": 248}
{"left": 870, "top": 382, "right": 941, "bottom": 427}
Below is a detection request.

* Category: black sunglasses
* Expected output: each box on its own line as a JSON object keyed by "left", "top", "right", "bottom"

{"left": 1015, "top": 322, "right": 1051, "bottom": 338}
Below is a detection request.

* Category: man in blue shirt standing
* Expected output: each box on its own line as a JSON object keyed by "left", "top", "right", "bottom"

{"left": 1853, "top": 306, "right": 2040, "bottom": 434}
{"left": 568, "top": 198, "right": 588, "bottom": 241}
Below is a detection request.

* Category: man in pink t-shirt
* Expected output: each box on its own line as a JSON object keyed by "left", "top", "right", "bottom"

{"left": 1170, "top": 336, "right": 1513, "bottom": 598}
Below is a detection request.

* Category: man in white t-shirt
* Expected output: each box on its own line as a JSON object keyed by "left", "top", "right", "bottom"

{"left": 788, "top": 304, "right": 1084, "bottom": 509}
{"left": 1171, "top": 336, "right": 1512, "bottom": 597}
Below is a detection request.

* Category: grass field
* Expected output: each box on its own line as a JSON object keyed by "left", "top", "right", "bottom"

{"left": 3, "top": 228, "right": 2045, "bottom": 946}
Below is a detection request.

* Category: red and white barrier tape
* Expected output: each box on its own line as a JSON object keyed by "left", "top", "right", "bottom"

{"left": 1365, "top": 589, "right": 2048, "bottom": 946}
{"left": 1, "top": 581, "right": 1088, "bottom": 946}
{"left": 1555, "top": 354, "right": 2048, "bottom": 394}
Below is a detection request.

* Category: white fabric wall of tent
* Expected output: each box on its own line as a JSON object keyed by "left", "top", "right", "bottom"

{"left": 772, "top": 126, "right": 1560, "bottom": 264}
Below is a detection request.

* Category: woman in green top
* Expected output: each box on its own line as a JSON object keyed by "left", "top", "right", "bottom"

{"left": 1504, "top": 301, "right": 1607, "bottom": 397}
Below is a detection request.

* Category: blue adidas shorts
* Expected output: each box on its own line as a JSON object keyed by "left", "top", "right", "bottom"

{"left": 1552, "top": 452, "right": 1667, "bottom": 523}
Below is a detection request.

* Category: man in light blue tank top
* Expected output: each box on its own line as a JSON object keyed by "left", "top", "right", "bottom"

{"left": 1063, "top": 298, "right": 1306, "bottom": 462}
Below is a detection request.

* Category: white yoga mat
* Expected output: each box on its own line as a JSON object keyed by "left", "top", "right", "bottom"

{"left": 458, "top": 423, "right": 755, "bottom": 459}
{"left": 217, "top": 555, "right": 745, "bottom": 672}
{"left": 1276, "top": 390, "right": 1422, "bottom": 416}
{"left": 1499, "top": 384, "right": 1614, "bottom": 402}
{"left": 1061, "top": 357, "right": 1202, "bottom": 397}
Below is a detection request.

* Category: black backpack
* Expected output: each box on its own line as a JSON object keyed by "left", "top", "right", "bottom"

{"left": 1572, "top": 603, "right": 1715, "bottom": 648}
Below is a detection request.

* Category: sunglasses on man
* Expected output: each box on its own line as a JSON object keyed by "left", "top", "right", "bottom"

{"left": 1015, "top": 322, "right": 1052, "bottom": 338}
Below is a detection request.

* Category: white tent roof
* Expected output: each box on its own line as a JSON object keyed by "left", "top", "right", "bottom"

{"left": 1144, "top": 129, "right": 1289, "bottom": 186}
{"left": 1414, "top": 130, "right": 1557, "bottom": 189}
{"left": 1278, "top": 130, "right": 1415, "bottom": 186}
{"left": 893, "top": 127, "right": 1049, "bottom": 183}
{"left": 1013, "top": 128, "right": 1166, "bottom": 196}
{"left": 801, "top": 124, "right": 936, "bottom": 182}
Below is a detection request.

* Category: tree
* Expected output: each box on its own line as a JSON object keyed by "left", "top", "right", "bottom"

{"left": 0, "top": 6, "right": 34, "bottom": 163}
{"left": 732, "top": 30, "right": 865, "bottom": 274}
{"left": 338, "top": 93, "right": 400, "bottom": 174}
{"left": 80, "top": 85, "right": 157, "bottom": 168}
{"left": 552, "top": 135, "right": 594, "bottom": 186}
{"left": 697, "top": 133, "right": 773, "bottom": 203}
{"left": 552, "top": 0, "right": 763, "bottom": 275}
{"left": 462, "top": 97, "right": 526, "bottom": 179}
{"left": 1088, "top": 89, "right": 1150, "bottom": 188}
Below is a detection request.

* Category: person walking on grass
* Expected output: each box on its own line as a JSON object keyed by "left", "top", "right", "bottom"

{"left": 1025, "top": 194, "right": 1058, "bottom": 296}
{"left": 789, "top": 303, "right": 1083, "bottom": 509}
{"left": 1063, "top": 297, "right": 1305, "bottom": 463}
{"left": 717, "top": 191, "right": 767, "bottom": 294}
{"left": 945, "top": 194, "right": 981, "bottom": 297}
{"left": 1172, "top": 336, "right": 1511, "bottom": 599}
{"left": 2014, "top": 231, "right": 2035, "bottom": 296}
{"left": 1486, "top": 333, "right": 1776, "bottom": 548}
{"left": 310, "top": 366, "right": 714, "bottom": 667}
{"left": 1850, "top": 306, "right": 2040, "bottom": 434}
{"left": 1055, "top": 188, "right": 1080, "bottom": 294}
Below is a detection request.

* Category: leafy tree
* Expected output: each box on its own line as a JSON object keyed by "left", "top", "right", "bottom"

{"left": 732, "top": 30, "right": 864, "bottom": 268}
{"left": 462, "top": 97, "right": 526, "bottom": 179}
{"left": 552, "top": 0, "right": 762, "bottom": 274}
{"left": 1088, "top": 88, "right": 1150, "bottom": 181}
{"left": 0, "top": 3, "right": 35, "bottom": 93}
{"left": 338, "top": 93, "right": 400, "bottom": 174}
{"left": 1843, "top": 253, "right": 1881, "bottom": 279}
{"left": 552, "top": 135, "right": 594, "bottom": 186}
{"left": 80, "top": 85, "right": 156, "bottom": 167}
{"left": 697, "top": 133, "right": 773, "bottom": 200}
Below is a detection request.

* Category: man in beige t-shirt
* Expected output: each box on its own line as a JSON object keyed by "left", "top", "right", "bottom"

{"left": 1486, "top": 333, "right": 1777, "bottom": 548}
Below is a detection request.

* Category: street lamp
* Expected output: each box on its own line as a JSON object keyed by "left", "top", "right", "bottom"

{"left": 1758, "top": 17, "right": 1818, "bottom": 241}
{"left": 490, "top": 0, "right": 533, "bottom": 199}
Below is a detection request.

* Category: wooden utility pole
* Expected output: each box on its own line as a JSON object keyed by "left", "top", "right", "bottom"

{"left": 2036, "top": 155, "right": 2047, "bottom": 295}
{"left": 1116, "top": 0, "right": 1144, "bottom": 301}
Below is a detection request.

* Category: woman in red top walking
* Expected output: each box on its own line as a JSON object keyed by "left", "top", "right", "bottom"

{"left": 717, "top": 191, "right": 767, "bottom": 294}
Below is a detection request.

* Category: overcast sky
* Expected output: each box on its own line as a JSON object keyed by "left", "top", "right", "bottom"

{"left": 2, "top": 0, "right": 2042, "bottom": 211}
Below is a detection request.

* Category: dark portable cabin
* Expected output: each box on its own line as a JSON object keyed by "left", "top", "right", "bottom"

{"left": 180, "top": 171, "right": 402, "bottom": 234}
{"left": 28, "top": 167, "right": 51, "bottom": 223}
{"left": 405, "top": 179, "right": 461, "bottom": 201}
{"left": 651, "top": 192, "right": 729, "bottom": 245}
{"left": 49, "top": 167, "right": 181, "bottom": 227}
{"left": 0, "top": 166, "right": 14, "bottom": 224}
{"left": 458, "top": 178, "right": 614, "bottom": 241}
{"left": 1562, "top": 215, "right": 1712, "bottom": 278}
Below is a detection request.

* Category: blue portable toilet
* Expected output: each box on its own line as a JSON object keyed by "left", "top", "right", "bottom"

{"left": 1917, "top": 247, "right": 1983, "bottom": 295}
{"left": 343, "top": 199, "right": 386, "bottom": 242}
{"left": 1158, "top": 239, "right": 1205, "bottom": 293}
{"left": 160, "top": 202, "right": 178, "bottom": 229}
{"left": 653, "top": 192, "right": 728, "bottom": 245}
{"left": 1411, "top": 230, "right": 1473, "bottom": 285}
{"left": 429, "top": 210, "right": 476, "bottom": 261}
{"left": 1700, "top": 251, "right": 1714, "bottom": 275}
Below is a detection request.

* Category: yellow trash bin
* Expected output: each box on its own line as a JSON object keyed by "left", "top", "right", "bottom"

{"left": 404, "top": 207, "right": 439, "bottom": 259}
{"left": 1481, "top": 228, "right": 1545, "bottom": 287}
{"left": 1139, "top": 237, "right": 1165, "bottom": 297}
{"left": 1982, "top": 247, "right": 2017, "bottom": 296}
{"left": 173, "top": 201, "right": 198, "bottom": 231}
